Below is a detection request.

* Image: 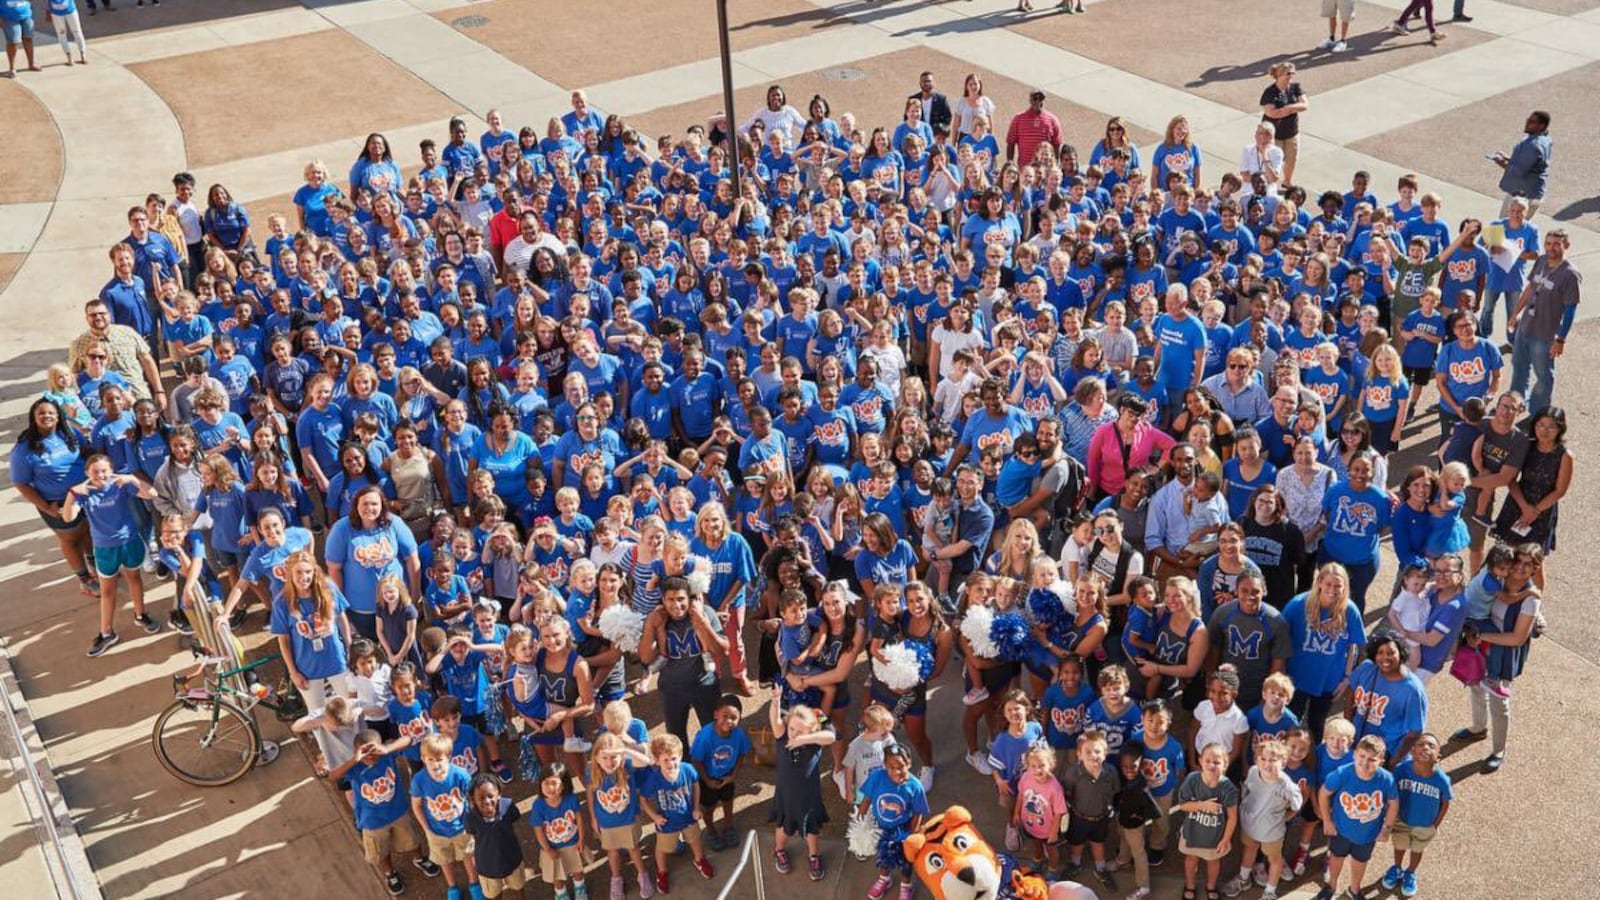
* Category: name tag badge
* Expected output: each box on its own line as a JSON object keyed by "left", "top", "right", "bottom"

{"left": 312, "top": 637, "right": 325, "bottom": 653}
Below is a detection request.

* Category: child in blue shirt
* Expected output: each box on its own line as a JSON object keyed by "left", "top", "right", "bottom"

{"left": 639, "top": 733, "right": 714, "bottom": 891}
{"left": 1316, "top": 735, "right": 1398, "bottom": 900}
{"left": 1085, "top": 664, "right": 1144, "bottom": 755}
{"left": 385, "top": 665, "right": 434, "bottom": 763}
{"left": 690, "top": 695, "right": 754, "bottom": 850}
{"left": 986, "top": 689, "right": 1045, "bottom": 852}
{"left": 1384, "top": 733, "right": 1452, "bottom": 898}
{"left": 995, "top": 434, "right": 1043, "bottom": 508}
{"left": 530, "top": 762, "right": 590, "bottom": 900}
{"left": 426, "top": 625, "right": 499, "bottom": 731}
{"left": 1245, "top": 672, "right": 1302, "bottom": 762}
{"left": 1040, "top": 655, "right": 1095, "bottom": 760}
{"left": 856, "top": 743, "right": 929, "bottom": 899}
{"left": 336, "top": 729, "right": 421, "bottom": 896}
{"left": 409, "top": 733, "right": 477, "bottom": 898}
{"left": 430, "top": 688, "right": 510, "bottom": 783}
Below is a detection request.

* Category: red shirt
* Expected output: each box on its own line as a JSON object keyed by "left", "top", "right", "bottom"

{"left": 1006, "top": 109, "right": 1064, "bottom": 167}
{"left": 489, "top": 210, "right": 522, "bottom": 253}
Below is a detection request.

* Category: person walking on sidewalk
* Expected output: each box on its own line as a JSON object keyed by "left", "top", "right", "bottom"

{"left": 1493, "top": 111, "right": 1553, "bottom": 218}
{"left": 1317, "top": 0, "right": 1356, "bottom": 53}
{"left": 1391, "top": 0, "right": 1445, "bottom": 43}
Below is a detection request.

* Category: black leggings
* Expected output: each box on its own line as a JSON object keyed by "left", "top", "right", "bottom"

{"left": 1398, "top": 0, "right": 1437, "bottom": 31}
{"left": 661, "top": 673, "right": 719, "bottom": 747}
{"left": 1292, "top": 691, "right": 1338, "bottom": 743}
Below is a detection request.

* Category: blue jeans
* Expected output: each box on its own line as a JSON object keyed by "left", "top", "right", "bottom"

{"left": 1320, "top": 548, "right": 1378, "bottom": 614}
{"left": 1510, "top": 330, "right": 1556, "bottom": 414}
{"left": 1478, "top": 287, "right": 1515, "bottom": 342}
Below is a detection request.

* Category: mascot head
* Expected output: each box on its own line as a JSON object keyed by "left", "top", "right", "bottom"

{"left": 903, "top": 807, "right": 1002, "bottom": 900}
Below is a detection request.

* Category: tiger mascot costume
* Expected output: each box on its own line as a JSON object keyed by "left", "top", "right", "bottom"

{"left": 903, "top": 807, "right": 1096, "bottom": 900}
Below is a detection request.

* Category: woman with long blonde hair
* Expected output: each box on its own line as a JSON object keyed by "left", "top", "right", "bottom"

{"left": 275, "top": 550, "right": 354, "bottom": 708}
{"left": 1282, "top": 562, "right": 1365, "bottom": 740}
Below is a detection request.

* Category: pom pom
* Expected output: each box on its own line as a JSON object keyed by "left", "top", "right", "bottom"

{"left": 686, "top": 557, "right": 713, "bottom": 597}
{"left": 911, "top": 639, "right": 936, "bottom": 681}
{"left": 990, "top": 612, "right": 1033, "bottom": 662}
{"left": 961, "top": 605, "right": 999, "bottom": 659}
{"left": 1026, "top": 585, "right": 1069, "bottom": 632}
{"left": 846, "top": 812, "right": 881, "bottom": 860}
{"left": 597, "top": 605, "right": 645, "bottom": 653}
{"left": 874, "top": 643, "right": 924, "bottom": 693}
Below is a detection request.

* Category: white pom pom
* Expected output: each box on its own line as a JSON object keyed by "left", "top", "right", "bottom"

{"left": 873, "top": 643, "right": 923, "bottom": 693}
{"left": 686, "top": 557, "right": 713, "bottom": 597}
{"left": 846, "top": 812, "right": 882, "bottom": 861}
{"left": 597, "top": 605, "right": 646, "bottom": 653}
{"left": 961, "top": 605, "right": 1000, "bottom": 659}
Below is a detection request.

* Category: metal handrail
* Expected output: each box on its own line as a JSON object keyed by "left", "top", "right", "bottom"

{"left": 0, "top": 648, "right": 96, "bottom": 900}
{"left": 714, "top": 830, "right": 765, "bottom": 900}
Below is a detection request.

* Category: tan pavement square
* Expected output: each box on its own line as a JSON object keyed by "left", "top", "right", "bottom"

{"left": 435, "top": 0, "right": 845, "bottom": 88}
{"left": 128, "top": 29, "right": 458, "bottom": 168}
{"left": 0, "top": 79, "right": 64, "bottom": 205}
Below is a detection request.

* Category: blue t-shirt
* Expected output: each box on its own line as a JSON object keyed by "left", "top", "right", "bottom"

{"left": 1245, "top": 706, "right": 1301, "bottom": 760}
{"left": 591, "top": 768, "right": 642, "bottom": 829}
{"left": 1435, "top": 339, "right": 1503, "bottom": 406}
{"left": 1153, "top": 313, "right": 1206, "bottom": 393}
{"left": 76, "top": 480, "right": 141, "bottom": 546}
{"left": 1139, "top": 735, "right": 1188, "bottom": 799}
{"left": 860, "top": 768, "right": 930, "bottom": 830}
{"left": 986, "top": 721, "right": 1044, "bottom": 785}
{"left": 9, "top": 434, "right": 86, "bottom": 503}
{"left": 294, "top": 405, "right": 346, "bottom": 478}
{"left": 1040, "top": 682, "right": 1095, "bottom": 749}
{"left": 1358, "top": 375, "right": 1410, "bottom": 426}
{"left": 410, "top": 764, "right": 473, "bottom": 837}
{"left": 530, "top": 793, "right": 584, "bottom": 849}
{"left": 239, "top": 526, "right": 315, "bottom": 597}
{"left": 1324, "top": 764, "right": 1397, "bottom": 846}
{"left": 386, "top": 691, "right": 434, "bottom": 761}
{"left": 1393, "top": 759, "right": 1452, "bottom": 828}
{"left": 1282, "top": 594, "right": 1367, "bottom": 696}
{"left": 1320, "top": 483, "right": 1392, "bottom": 566}
{"left": 324, "top": 520, "right": 418, "bottom": 616}
{"left": 639, "top": 764, "right": 700, "bottom": 833}
{"left": 439, "top": 650, "right": 489, "bottom": 716}
{"left": 269, "top": 588, "right": 351, "bottom": 680}
{"left": 690, "top": 724, "right": 753, "bottom": 781}
{"left": 692, "top": 533, "right": 756, "bottom": 612}
{"left": 1399, "top": 308, "right": 1446, "bottom": 370}
{"left": 194, "top": 484, "right": 248, "bottom": 553}
{"left": 1347, "top": 659, "right": 1428, "bottom": 755}
{"left": 1084, "top": 699, "right": 1144, "bottom": 754}
{"left": 350, "top": 755, "right": 410, "bottom": 830}
{"left": 958, "top": 406, "right": 1033, "bottom": 457}
{"left": 854, "top": 540, "right": 917, "bottom": 588}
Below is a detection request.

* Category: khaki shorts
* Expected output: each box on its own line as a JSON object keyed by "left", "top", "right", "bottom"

{"left": 1391, "top": 821, "right": 1437, "bottom": 851}
{"left": 362, "top": 819, "right": 419, "bottom": 865}
{"left": 541, "top": 845, "right": 584, "bottom": 883}
{"left": 1178, "top": 835, "right": 1228, "bottom": 862}
{"left": 426, "top": 830, "right": 473, "bottom": 864}
{"left": 600, "top": 823, "right": 642, "bottom": 851}
{"left": 1275, "top": 136, "right": 1299, "bottom": 177}
{"left": 481, "top": 866, "right": 529, "bottom": 898}
{"left": 1320, "top": 0, "right": 1355, "bottom": 18}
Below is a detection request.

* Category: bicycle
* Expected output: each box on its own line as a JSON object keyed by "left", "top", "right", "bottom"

{"left": 152, "top": 652, "right": 304, "bottom": 787}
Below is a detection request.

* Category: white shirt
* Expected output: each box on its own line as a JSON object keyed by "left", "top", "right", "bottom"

{"left": 1239, "top": 143, "right": 1284, "bottom": 178}
{"left": 953, "top": 95, "right": 996, "bottom": 138}
{"left": 503, "top": 232, "right": 566, "bottom": 273}
{"left": 743, "top": 106, "right": 806, "bottom": 145}
{"left": 172, "top": 198, "right": 203, "bottom": 244}
{"left": 1193, "top": 699, "right": 1250, "bottom": 753}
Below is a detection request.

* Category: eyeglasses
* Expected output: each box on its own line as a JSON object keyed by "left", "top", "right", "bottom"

{"left": 577, "top": 415, "right": 598, "bottom": 423}
{"left": 1094, "top": 526, "right": 1118, "bottom": 535}
{"left": 1228, "top": 363, "right": 1249, "bottom": 370}
{"left": 1433, "top": 566, "right": 1462, "bottom": 574}
{"left": 87, "top": 354, "right": 109, "bottom": 360}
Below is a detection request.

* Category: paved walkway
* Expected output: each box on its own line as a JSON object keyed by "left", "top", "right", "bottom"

{"left": 1, "top": 1, "right": 1599, "bottom": 897}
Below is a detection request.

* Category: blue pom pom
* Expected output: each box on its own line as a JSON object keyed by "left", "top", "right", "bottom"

{"left": 911, "top": 640, "right": 936, "bottom": 680}
{"left": 990, "top": 612, "right": 1033, "bottom": 661}
{"left": 1027, "top": 586, "right": 1068, "bottom": 632}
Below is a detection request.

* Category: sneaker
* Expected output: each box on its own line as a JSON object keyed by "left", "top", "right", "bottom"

{"left": 1146, "top": 848, "right": 1165, "bottom": 868}
{"left": 564, "top": 736, "right": 593, "bottom": 753}
{"left": 413, "top": 857, "right": 441, "bottom": 878}
{"left": 169, "top": 610, "right": 193, "bottom": 634}
{"left": 1401, "top": 871, "right": 1419, "bottom": 897}
{"left": 695, "top": 857, "right": 715, "bottom": 880}
{"left": 638, "top": 871, "right": 656, "bottom": 899}
{"left": 1382, "top": 865, "right": 1404, "bottom": 890}
{"left": 446, "top": 887, "right": 462, "bottom": 900}
{"left": 384, "top": 871, "right": 406, "bottom": 896}
{"left": 1126, "top": 889, "right": 1152, "bottom": 900}
{"left": 1430, "top": 30, "right": 1447, "bottom": 42}
{"left": 1451, "top": 13, "right": 1472, "bottom": 20}
{"left": 833, "top": 769, "right": 849, "bottom": 800}
{"left": 920, "top": 766, "right": 935, "bottom": 793}
{"left": 898, "top": 883, "right": 915, "bottom": 900}
{"left": 142, "top": 549, "right": 159, "bottom": 573}
{"left": 1485, "top": 751, "right": 1505, "bottom": 771}
{"left": 491, "top": 760, "right": 512, "bottom": 783}
{"left": 1317, "top": 37, "right": 1335, "bottom": 49}
{"left": 964, "top": 752, "right": 993, "bottom": 776}
{"left": 1063, "top": 859, "right": 1082, "bottom": 878}
{"left": 1486, "top": 678, "right": 1513, "bottom": 698}
{"left": 1090, "top": 866, "right": 1115, "bottom": 889}
{"left": 1389, "top": 21, "right": 1407, "bottom": 34}
{"left": 869, "top": 874, "right": 893, "bottom": 900}
{"left": 807, "top": 854, "right": 823, "bottom": 882}
{"left": 87, "top": 631, "right": 120, "bottom": 657}
{"left": 1290, "top": 846, "right": 1308, "bottom": 876}
{"left": 1469, "top": 511, "right": 1494, "bottom": 528}
{"left": 1222, "top": 873, "right": 1250, "bottom": 897}
{"left": 610, "top": 876, "right": 625, "bottom": 900}
{"left": 773, "top": 848, "right": 792, "bottom": 874}
{"left": 1312, "top": 886, "right": 1335, "bottom": 900}
{"left": 574, "top": 881, "right": 590, "bottom": 900}
{"left": 134, "top": 613, "right": 161, "bottom": 634}
{"left": 1333, "top": 40, "right": 1348, "bottom": 51}
{"left": 554, "top": 888, "right": 570, "bottom": 900}
{"left": 655, "top": 869, "right": 669, "bottom": 894}
{"left": 1253, "top": 863, "right": 1270, "bottom": 887}
{"left": 1450, "top": 727, "right": 1487, "bottom": 743}
{"left": 1261, "top": 890, "right": 1278, "bottom": 900}
{"left": 961, "top": 686, "right": 990, "bottom": 706}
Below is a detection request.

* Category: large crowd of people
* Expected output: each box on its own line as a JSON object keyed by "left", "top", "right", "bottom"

{"left": 10, "top": 67, "right": 1580, "bottom": 900}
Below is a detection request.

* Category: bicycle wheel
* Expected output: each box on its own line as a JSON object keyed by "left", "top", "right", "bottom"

{"left": 152, "top": 696, "right": 262, "bottom": 787}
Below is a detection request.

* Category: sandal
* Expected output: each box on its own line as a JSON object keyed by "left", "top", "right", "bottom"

{"left": 1207, "top": 890, "right": 1220, "bottom": 900}
{"left": 1182, "top": 891, "right": 1197, "bottom": 900}
{"left": 773, "top": 848, "right": 792, "bottom": 874}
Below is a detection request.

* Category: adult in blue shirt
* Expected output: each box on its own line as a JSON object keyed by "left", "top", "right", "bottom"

{"left": 1492, "top": 110, "right": 1552, "bottom": 218}
{"left": 691, "top": 504, "right": 758, "bottom": 691}
{"left": 101, "top": 244, "right": 156, "bottom": 345}
{"left": 550, "top": 401, "right": 623, "bottom": 493}
{"left": 325, "top": 485, "right": 420, "bottom": 639}
{"left": 472, "top": 404, "right": 541, "bottom": 508}
{"left": 1346, "top": 634, "right": 1428, "bottom": 766}
{"left": 11, "top": 400, "right": 95, "bottom": 596}
{"left": 1400, "top": 554, "right": 1469, "bottom": 681}
{"left": 960, "top": 189, "right": 1021, "bottom": 255}
{"left": 1319, "top": 455, "right": 1390, "bottom": 611}
{"left": 200, "top": 184, "right": 254, "bottom": 261}
{"left": 854, "top": 514, "right": 918, "bottom": 597}
{"left": 951, "top": 378, "right": 1033, "bottom": 468}
{"left": 1432, "top": 312, "right": 1502, "bottom": 444}
{"left": 223, "top": 508, "right": 315, "bottom": 624}
{"left": 271, "top": 550, "right": 355, "bottom": 708}
{"left": 350, "top": 133, "right": 403, "bottom": 197}
{"left": 1282, "top": 565, "right": 1366, "bottom": 742}
{"left": 933, "top": 466, "right": 994, "bottom": 580}
{"left": 1151, "top": 285, "right": 1207, "bottom": 409}
{"left": 292, "top": 161, "right": 343, "bottom": 236}
{"left": 1, "top": 0, "right": 37, "bottom": 76}
{"left": 561, "top": 90, "right": 605, "bottom": 137}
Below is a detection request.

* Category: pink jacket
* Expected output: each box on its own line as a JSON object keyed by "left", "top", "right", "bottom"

{"left": 1086, "top": 421, "right": 1176, "bottom": 496}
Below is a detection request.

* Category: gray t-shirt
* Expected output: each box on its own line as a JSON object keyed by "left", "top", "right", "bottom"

{"left": 1239, "top": 766, "right": 1302, "bottom": 843}
{"left": 1516, "top": 257, "right": 1581, "bottom": 342}
{"left": 1177, "top": 771, "right": 1240, "bottom": 850}
{"left": 1205, "top": 601, "right": 1293, "bottom": 708}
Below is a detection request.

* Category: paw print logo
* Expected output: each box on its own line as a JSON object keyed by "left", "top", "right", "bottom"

{"left": 426, "top": 787, "right": 465, "bottom": 822}
{"left": 360, "top": 770, "right": 396, "bottom": 805}
{"left": 1338, "top": 789, "right": 1384, "bottom": 824}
